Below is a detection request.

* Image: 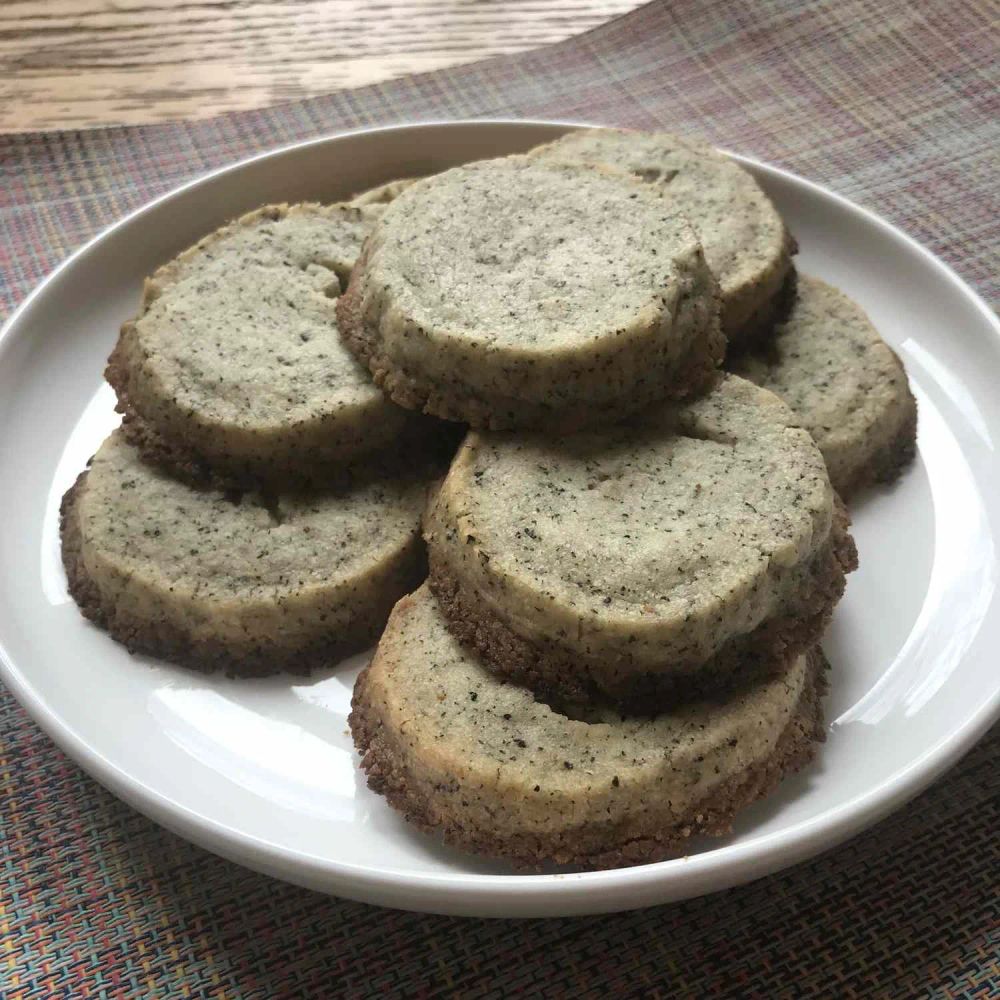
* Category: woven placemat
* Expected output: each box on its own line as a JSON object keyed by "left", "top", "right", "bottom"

{"left": 2, "top": 0, "right": 998, "bottom": 995}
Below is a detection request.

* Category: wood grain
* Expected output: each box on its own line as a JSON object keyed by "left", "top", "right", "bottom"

{"left": 0, "top": 0, "right": 638, "bottom": 131}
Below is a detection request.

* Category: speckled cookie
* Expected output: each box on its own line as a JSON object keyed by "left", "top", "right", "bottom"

{"left": 107, "top": 202, "right": 416, "bottom": 486}
{"left": 60, "top": 429, "right": 437, "bottom": 675}
{"left": 728, "top": 275, "right": 918, "bottom": 496}
{"left": 350, "top": 583, "right": 827, "bottom": 870}
{"left": 338, "top": 155, "right": 724, "bottom": 430}
{"left": 531, "top": 128, "right": 796, "bottom": 343}
{"left": 350, "top": 178, "right": 417, "bottom": 205}
{"left": 425, "top": 374, "right": 856, "bottom": 707}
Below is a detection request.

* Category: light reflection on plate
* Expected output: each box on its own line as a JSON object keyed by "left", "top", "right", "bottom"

{"left": 149, "top": 685, "right": 359, "bottom": 823}
{"left": 40, "top": 383, "right": 120, "bottom": 606}
{"left": 834, "top": 377, "right": 995, "bottom": 727}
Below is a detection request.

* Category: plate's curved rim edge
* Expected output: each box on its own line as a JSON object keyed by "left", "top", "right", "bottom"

{"left": 1, "top": 118, "right": 998, "bottom": 912}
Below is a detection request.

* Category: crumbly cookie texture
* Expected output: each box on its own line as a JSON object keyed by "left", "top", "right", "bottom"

{"left": 338, "top": 155, "right": 724, "bottom": 430}
{"left": 107, "top": 203, "right": 413, "bottom": 485}
{"left": 428, "top": 496, "right": 853, "bottom": 711}
{"left": 61, "top": 430, "right": 436, "bottom": 675}
{"left": 425, "top": 374, "right": 856, "bottom": 705}
{"left": 350, "top": 178, "right": 418, "bottom": 205}
{"left": 729, "top": 275, "right": 918, "bottom": 496}
{"left": 531, "top": 128, "right": 796, "bottom": 342}
{"left": 351, "top": 584, "right": 827, "bottom": 871}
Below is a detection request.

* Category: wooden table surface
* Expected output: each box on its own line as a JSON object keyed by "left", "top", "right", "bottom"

{"left": 1, "top": 0, "right": 638, "bottom": 132}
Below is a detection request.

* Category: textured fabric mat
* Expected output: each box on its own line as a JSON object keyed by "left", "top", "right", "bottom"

{"left": 2, "top": 0, "right": 998, "bottom": 995}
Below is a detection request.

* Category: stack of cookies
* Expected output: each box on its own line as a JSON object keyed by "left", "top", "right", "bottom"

{"left": 61, "top": 198, "right": 452, "bottom": 674}
{"left": 62, "top": 127, "right": 917, "bottom": 871}
{"left": 343, "top": 132, "right": 914, "bottom": 869}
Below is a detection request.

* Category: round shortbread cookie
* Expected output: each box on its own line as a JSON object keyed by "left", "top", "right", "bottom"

{"left": 728, "top": 275, "right": 917, "bottom": 496}
{"left": 530, "top": 128, "right": 796, "bottom": 342}
{"left": 350, "top": 583, "right": 826, "bottom": 870}
{"left": 61, "top": 430, "right": 436, "bottom": 675}
{"left": 425, "top": 374, "right": 856, "bottom": 707}
{"left": 107, "top": 203, "right": 415, "bottom": 485}
{"left": 337, "top": 155, "right": 724, "bottom": 430}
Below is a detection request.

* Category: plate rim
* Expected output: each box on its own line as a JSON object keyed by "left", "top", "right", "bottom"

{"left": 2, "top": 117, "right": 998, "bottom": 914}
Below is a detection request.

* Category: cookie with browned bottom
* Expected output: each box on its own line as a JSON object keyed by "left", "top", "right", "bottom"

{"left": 338, "top": 155, "right": 723, "bottom": 430}
{"left": 350, "top": 583, "right": 827, "bottom": 871}
{"left": 61, "top": 430, "right": 437, "bottom": 675}
{"left": 108, "top": 203, "right": 418, "bottom": 486}
{"left": 728, "top": 275, "right": 917, "bottom": 496}
{"left": 425, "top": 374, "right": 856, "bottom": 708}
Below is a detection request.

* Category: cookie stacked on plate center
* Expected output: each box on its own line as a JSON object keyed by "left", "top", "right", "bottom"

{"left": 423, "top": 375, "right": 854, "bottom": 710}
{"left": 337, "top": 154, "right": 725, "bottom": 429}
{"left": 342, "top": 136, "right": 883, "bottom": 870}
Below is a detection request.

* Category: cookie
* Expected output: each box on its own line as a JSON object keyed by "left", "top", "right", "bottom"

{"left": 425, "top": 374, "right": 856, "bottom": 707}
{"left": 338, "top": 155, "right": 724, "bottom": 430}
{"left": 350, "top": 583, "right": 827, "bottom": 870}
{"left": 107, "top": 203, "right": 414, "bottom": 486}
{"left": 729, "top": 275, "right": 918, "bottom": 496}
{"left": 61, "top": 429, "right": 436, "bottom": 675}
{"left": 531, "top": 128, "right": 796, "bottom": 343}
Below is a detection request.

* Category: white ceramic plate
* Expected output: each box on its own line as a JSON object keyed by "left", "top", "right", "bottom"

{"left": 1, "top": 121, "right": 998, "bottom": 918}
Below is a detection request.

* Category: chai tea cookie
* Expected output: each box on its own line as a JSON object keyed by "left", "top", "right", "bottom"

{"left": 61, "top": 430, "right": 436, "bottom": 675}
{"left": 531, "top": 128, "right": 796, "bottom": 342}
{"left": 338, "top": 155, "right": 724, "bottom": 430}
{"left": 728, "top": 275, "right": 917, "bottom": 496}
{"left": 108, "top": 203, "right": 415, "bottom": 486}
{"left": 426, "top": 374, "right": 856, "bottom": 707}
{"left": 351, "top": 583, "right": 827, "bottom": 870}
